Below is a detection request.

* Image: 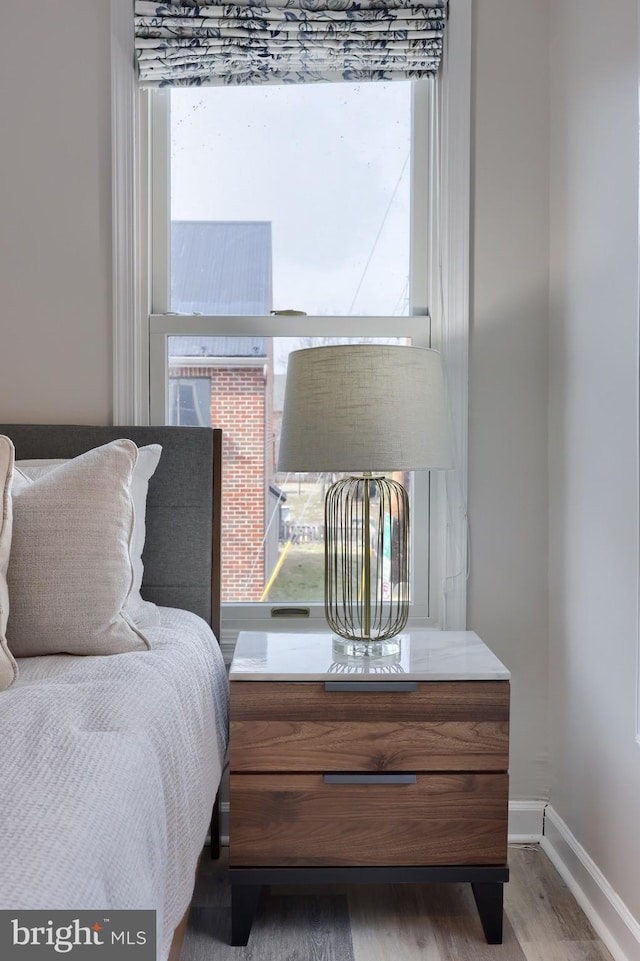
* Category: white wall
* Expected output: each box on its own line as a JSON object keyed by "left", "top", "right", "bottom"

{"left": 468, "top": 0, "right": 551, "bottom": 801}
{"left": 548, "top": 0, "right": 640, "bottom": 932}
{"left": 0, "top": 0, "right": 113, "bottom": 423}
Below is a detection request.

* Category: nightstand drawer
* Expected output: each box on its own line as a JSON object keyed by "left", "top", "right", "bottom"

{"left": 230, "top": 718, "right": 509, "bottom": 772}
{"left": 229, "top": 772, "right": 509, "bottom": 867}
{"left": 230, "top": 679, "right": 509, "bottom": 772}
{"left": 231, "top": 680, "right": 510, "bottom": 722}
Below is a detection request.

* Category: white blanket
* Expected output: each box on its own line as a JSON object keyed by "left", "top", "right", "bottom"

{"left": 0, "top": 607, "right": 229, "bottom": 961}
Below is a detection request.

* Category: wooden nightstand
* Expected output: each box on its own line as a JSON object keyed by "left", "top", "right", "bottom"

{"left": 228, "top": 630, "right": 510, "bottom": 946}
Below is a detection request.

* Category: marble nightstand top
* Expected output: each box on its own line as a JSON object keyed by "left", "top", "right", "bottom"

{"left": 230, "top": 630, "right": 510, "bottom": 681}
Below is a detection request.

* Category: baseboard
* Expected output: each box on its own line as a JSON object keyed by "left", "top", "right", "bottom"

{"left": 508, "top": 799, "right": 546, "bottom": 843}
{"left": 541, "top": 805, "right": 640, "bottom": 961}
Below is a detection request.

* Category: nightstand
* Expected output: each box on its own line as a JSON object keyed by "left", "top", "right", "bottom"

{"left": 228, "top": 630, "right": 510, "bottom": 946}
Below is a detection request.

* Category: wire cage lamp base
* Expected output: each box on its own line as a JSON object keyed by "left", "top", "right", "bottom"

{"left": 324, "top": 473, "right": 409, "bottom": 654}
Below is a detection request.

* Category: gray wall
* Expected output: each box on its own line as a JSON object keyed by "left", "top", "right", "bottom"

{"left": 548, "top": 0, "right": 640, "bottom": 926}
{"left": 468, "top": 0, "right": 551, "bottom": 802}
{"left": 0, "top": 0, "right": 113, "bottom": 423}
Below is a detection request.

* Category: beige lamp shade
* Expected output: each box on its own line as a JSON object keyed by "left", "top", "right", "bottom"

{"left": 278, "top": 344, "right": 453, "bottom": 473}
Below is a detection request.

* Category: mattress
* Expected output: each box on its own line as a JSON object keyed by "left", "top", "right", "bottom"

{"left": 0, "top": 606, "right": 229, "bottom": 961}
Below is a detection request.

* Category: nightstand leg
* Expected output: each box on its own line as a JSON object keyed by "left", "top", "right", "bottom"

{"left": 230, "top": 884, "right": 262, "bottom": 946}
{"left": 471, "top": 881, "right": 504, "bottom": 944}
{"left": 209, "top": 793, "right": 220, "bottom": 860}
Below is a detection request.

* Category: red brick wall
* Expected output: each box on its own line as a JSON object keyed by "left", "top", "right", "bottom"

{"left": 170, "top": 365, "right": 266, "bottom": 602}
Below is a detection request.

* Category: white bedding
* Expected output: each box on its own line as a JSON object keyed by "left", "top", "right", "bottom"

{"left": 0, "top": 606, "right": 229, "bottom": 961}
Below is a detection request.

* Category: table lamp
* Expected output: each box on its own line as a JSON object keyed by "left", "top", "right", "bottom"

{"left": 277, "top": 344, "right": 453, "bottom": 657}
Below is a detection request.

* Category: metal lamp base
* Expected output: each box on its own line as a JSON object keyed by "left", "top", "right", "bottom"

{"left": 324, "top": 474, "right": 409, "bottom": 650}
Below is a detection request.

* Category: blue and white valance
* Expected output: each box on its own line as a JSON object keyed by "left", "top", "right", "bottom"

{"left": 134, "top": 0, "right": 448, "bottom": 86}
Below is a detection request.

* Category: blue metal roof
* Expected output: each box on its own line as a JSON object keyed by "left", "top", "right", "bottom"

{"left": 171, "top": 220, "right": 272, "bottom": 316}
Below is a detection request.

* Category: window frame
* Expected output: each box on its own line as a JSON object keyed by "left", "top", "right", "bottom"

{"left": 110, "top": 0, "right": 471, "bottom": 650}
{"left": 147, "top": 80, "right": 437, "bottom": 636}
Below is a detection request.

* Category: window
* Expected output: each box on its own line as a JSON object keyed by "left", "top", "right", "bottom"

{"left": 112, "top": 0, "right": 470, "bottom": 642}
{"left": 146, "top": 79, "right": 441, "bottom": 635}
{"left": 168, "top": 377, "right": 211, "bottom": 427}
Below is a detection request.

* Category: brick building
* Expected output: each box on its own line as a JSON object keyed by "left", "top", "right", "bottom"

{"left": 168, "top": 221, "right": 278, "bottom": 602}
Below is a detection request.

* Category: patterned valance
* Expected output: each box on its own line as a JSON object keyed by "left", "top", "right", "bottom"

{"left": 134, "top": 0, "right": 448, "bottom": 86}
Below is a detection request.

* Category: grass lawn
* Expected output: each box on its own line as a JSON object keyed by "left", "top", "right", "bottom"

{"left": 263, "top": 480, "right": 327, "bottom": 602}
{"left": 265, "top": 543, "right": 325, "bottom": 602}
{"left": 267, "top": 478, "right": 368, "bottom": 601}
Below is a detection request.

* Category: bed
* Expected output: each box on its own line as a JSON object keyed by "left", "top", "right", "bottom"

{"left": 0, "top": 425, "right": 227, "bottom": 961}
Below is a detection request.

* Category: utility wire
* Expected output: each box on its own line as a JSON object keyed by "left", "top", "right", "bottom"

{"left": 347, "top": 151, "right": 410, "bottom": 315}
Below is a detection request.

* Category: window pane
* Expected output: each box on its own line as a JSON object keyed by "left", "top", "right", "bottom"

{"left": 169, "top": 83, "right": 411, "bottom": 316}
{"left": 168, "top": 377, "right": 210, "bottom": 426}
{"left": 168, "top": 335, "right": 411, "bottom": 603}
{"left": 164, "top": 82, "right": 420, "bottom": 607}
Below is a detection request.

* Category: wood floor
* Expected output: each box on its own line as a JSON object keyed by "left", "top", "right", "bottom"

{"left": 182, "top": 845, "right": 615, "bottom": 961}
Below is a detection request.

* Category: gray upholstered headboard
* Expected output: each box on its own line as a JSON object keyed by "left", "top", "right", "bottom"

{"left": 0, "top": 425, "right": 222, "bottom": 642}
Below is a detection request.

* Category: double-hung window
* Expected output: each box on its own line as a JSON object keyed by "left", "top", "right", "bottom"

{"left": 145, "top": 78, "right": 443, "bottom": 640}
{"left": 130, "top": 0, "right": 471, "bottom": 644}
{"left": 144, "top": 78, "right": 443, "bottom": 644}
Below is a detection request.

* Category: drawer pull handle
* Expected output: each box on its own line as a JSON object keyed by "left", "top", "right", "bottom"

{"left": 324, "top": 681, "right": 418, "bottom": 693}
{"left": 323, "top": 774, "right": 417, "bottom": 785}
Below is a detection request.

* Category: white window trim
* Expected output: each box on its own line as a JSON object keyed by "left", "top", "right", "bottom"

{"left": 111, "top": 0, "right": 146, "bottom": 425}
{"left": 111, "top": 0, "right": 471, "bottom": 634}
{"left": 433, "top": 0, "right": 471, "bottom": 631}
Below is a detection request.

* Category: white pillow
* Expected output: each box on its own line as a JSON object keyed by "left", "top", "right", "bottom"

{"left": 7, "top": 439, "right": 158, "bottom": 657}
{"left": 16, "top": 443, "right": 162, "bottom": 630}
{"left": 0, "top": 436, "right": 18, "bottom": 688}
